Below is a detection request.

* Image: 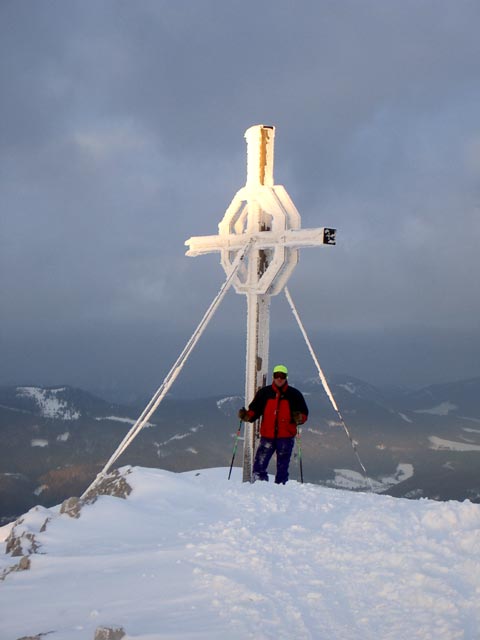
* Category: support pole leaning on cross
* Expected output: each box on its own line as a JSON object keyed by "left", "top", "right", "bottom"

{"left": 185, "top": 125, "right": 336, "bottom": 483}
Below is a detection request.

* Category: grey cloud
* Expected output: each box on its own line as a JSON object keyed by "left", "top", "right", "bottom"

{"left": 1, "top": 0, "right": 480, "bottom": 397}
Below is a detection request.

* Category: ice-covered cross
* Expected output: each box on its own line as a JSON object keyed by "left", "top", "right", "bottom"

{"left": 186, "top": 125, "right": 335, "bottom": 481}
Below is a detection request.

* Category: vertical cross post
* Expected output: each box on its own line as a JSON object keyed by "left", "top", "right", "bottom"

{"left": 243, "top": 126, "right": 274, "bottom": 481}
{"left": 185, "top": 125, "right": 336, "bottom": 481}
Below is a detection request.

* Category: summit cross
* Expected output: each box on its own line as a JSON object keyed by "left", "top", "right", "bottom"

{"left": 185, "top": 125, "right": 336, "bottom": 482}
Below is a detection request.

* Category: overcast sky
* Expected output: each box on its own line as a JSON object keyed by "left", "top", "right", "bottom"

{"left": 1, "top": 0, "right": 479, "bottom": 400}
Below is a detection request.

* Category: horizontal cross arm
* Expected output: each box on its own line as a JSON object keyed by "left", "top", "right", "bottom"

{"left": 185, "top": 227, "right": 336, "bottom": 257}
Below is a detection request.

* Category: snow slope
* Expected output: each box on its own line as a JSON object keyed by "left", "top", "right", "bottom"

{"left": 1, "top": 467, "right": 480, "bottom": 640}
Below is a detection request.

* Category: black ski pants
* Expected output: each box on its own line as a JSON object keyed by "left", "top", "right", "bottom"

{"left": 253, "top": 436, "right": 295, "bottom": 484}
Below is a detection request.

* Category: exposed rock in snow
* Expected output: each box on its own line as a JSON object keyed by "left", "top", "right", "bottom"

{"left": 79, "top": 467, "right": 133, "bottom": 510}
{"left": 94, "top": 626, "right": 126, "bottom": 640}
{"left": 5, "top": 510, "right": 48, "bottom": 557}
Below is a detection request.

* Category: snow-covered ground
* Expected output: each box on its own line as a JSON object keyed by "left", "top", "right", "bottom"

{"left": 1, "top": 466, "right": 480, "bottom": 640}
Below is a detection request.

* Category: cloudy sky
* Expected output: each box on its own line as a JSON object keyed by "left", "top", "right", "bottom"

{"left": 1, "top": 0, "right": 479, "bottom": 400}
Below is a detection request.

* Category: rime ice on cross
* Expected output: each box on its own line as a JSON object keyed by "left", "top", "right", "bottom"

{"left": 185, "top": 125, "right": 336, "bottom": 482}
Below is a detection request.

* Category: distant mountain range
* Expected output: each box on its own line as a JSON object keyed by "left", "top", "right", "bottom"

{"left": 1, "top": 375, "right": 480, "bottom": 524}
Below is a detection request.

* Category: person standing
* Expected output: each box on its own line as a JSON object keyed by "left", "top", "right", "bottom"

{"left": 238, "top": 365, "right": 308, "bottom": 484}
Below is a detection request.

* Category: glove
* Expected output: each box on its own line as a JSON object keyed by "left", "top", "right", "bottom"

{"left": 238, "top": 407, "right": 249, "bottom": 421}
{"left": 292, "top": 411, "right": 303, "bottom": 425}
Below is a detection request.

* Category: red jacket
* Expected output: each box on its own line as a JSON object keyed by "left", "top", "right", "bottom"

{"left": 246, "top": 382, "right": 308, "bottom": 439}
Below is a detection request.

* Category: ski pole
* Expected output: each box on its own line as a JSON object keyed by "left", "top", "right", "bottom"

{"left": 296, "top": 428, "right": 304, "bottom": 484}
{"left": 228, "top": 419, "right": 243, "bottom": 480}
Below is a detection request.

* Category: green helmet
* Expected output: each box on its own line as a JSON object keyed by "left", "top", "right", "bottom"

{"left": 273, "top": 364, "right": 288, "bottom": 375}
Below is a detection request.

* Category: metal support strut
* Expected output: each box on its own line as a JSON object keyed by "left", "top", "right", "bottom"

{"left": 284, "top": 287, "right": 373, "bottom": 492}
{"left": 80, "top": 242, "right": 251, "bottom": 500}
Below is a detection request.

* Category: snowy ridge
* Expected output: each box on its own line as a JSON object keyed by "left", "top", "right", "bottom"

{"left": 155, "top": 425, "right": 204, "bottom": 447}
{"left": 1, "top": 466, "right": 480, "bottom": 639}
{"left": 429, "top": 436, "right": 480, "bottom": 452}
{"left": 338, "top": 382, "right": 357, "bottom": 394}
{"left": 414, "top": 401, "right": 458, "bottom": 416}
{"left": 95, "top": 415, "right": 155, "bottom": 427}
{"left": 17, "top": 387, "right": 80, "bottom": 421}
{"left": 216, "top": 395, "right": 243, "bottom": 415}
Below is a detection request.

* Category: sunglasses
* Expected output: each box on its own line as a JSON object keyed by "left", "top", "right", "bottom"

{"left": 273, "top": 372, "right": 287, "bottom": 379}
